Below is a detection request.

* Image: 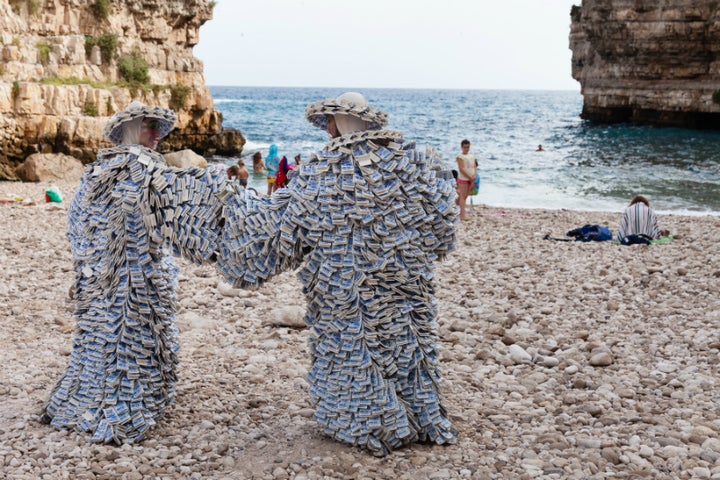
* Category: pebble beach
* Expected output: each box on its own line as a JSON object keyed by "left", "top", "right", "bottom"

{"left": 1, "top": 179, "right": 719, "bottom": 480}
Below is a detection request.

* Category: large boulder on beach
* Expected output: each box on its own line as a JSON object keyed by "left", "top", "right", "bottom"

{"left": 164, "top": 149, "right": 208, "bottom": 169}
{"left": 15, "top": 153, "right": 84, "bottom": 183}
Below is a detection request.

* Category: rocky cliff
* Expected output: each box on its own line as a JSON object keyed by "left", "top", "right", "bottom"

{"left": 570, "top": 0, "right": 720, "bottom": 128}
{"left": 0, "top": 0, "right": 244, "bottom": 180}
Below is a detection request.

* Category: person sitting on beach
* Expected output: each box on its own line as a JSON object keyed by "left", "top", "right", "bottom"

{"left": 455, "top": 139, "right": 477, "bottom": 221}
{"left": 237, "top": 160, "right": 249, "bottom": 187}
{"left": 616, "top": 194, "right": 661, "bottom": 243}
{"left": 40, "top": 101, "right": 227, "bottom": 444}
{"left": 265, "top": 144, "right": 280, "bottom": 195}
{"left": 216, "top": 92, "right": 458, "bottom": 456}
{"left": 252, "top": 151, "right": 264, "bottom": 174}
{"left": 294, "top": 154, "right": 302, "bottom": 166}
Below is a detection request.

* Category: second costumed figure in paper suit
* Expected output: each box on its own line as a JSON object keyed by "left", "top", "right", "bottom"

{"left": 41, "top": 101, "right": 227, "bottom": 443}
{"left": 217, "top": 92, "right": 459, "bottom": 455}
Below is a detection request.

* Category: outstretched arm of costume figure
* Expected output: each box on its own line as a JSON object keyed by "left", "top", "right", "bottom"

{"left": 426, "top": 174, "right": 458, "bottom": 259}
{"left": 145, "top": 166, "right": 228, "bottom": 264}
{"left": 215, "top": 179, "right": 313, "bottom": 289}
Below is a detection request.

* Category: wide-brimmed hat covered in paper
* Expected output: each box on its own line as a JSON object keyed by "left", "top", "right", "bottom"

{"left": 305, "top": 92, "right": 388, "bottom": 132}
{"left": 103, "top": 101, "right": 177, "bottom": 145}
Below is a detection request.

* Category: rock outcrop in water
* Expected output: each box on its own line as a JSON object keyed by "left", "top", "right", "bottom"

{"left": 0, "top": 0, "right": 244, "bottom": 180}
{"left": 570, "top": 0, "right": 720, "bottom": 129}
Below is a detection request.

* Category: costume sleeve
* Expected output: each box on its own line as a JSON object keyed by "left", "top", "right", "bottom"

{"left": 216, "top": 171, "right": 316, "bottom": 288}
{"left": 143, "top": 164, "right": 228, "bottom": 264}
{"left": 412, "top": 148, "right": 458, "bottom": 260}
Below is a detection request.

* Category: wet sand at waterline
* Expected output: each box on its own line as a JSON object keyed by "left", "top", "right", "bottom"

{"left": 1, "top": 179, "right": 719, "bottom": 479}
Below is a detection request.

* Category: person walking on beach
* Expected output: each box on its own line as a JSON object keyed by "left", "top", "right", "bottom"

{"left": 265, "top": 144, "right": 281, "bottom": 195}
{"left": 616, "top": 194, "right": 661, "bottom": 242}
{"left": 41, "top": 101, "right": 227, "bottom": 444}
{"left": 456, "top": 139, "right": 477, "bottom": 221}
{"left": 216, "top": 92, "right": 458, "bottom": 456}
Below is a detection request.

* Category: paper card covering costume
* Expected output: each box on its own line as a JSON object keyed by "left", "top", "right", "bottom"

{"left": 41, "top": 103, "right": 227, "bottom": 444}
{"left": 216, "top": 93, "right": 459, "bottom": 456}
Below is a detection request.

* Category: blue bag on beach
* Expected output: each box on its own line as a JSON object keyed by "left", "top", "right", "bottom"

{"left": 566, "top": 224, "right": 612, "bottom": 242}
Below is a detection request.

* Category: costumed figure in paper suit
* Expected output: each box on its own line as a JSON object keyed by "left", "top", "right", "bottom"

{"left": 41, "top": 101, "right": 227, "bottom": 443}
{"left": 217, "top": 92, "right": 458, "bottom": 455}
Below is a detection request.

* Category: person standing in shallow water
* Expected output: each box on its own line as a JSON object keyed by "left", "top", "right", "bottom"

{"left": 455, "top": 139, "right": 476, "bottom": 221}
{"left": 216, "top": 92, "right": 458, "bottom": 456}
{"left": 41, "top": 101, "right": 227, "bottom": 444}
{"left": 236, "top": 159, "right": 249, "bottom": 187}
{"left": 252, "top": 151, "right": 264, "bottom": 174}
{"left": 265, "top": 144, "right": 280, "bottom": 194}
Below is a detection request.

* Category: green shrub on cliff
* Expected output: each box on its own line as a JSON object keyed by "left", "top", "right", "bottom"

{"left": 85, "top": 33, "right": 118, "bottom": 64}
{"left": 36, "top": 41, "right": 52, "bottom": 66}
{"left": 11, "top": 81, "right": 20, "bottom": 101}
{"left": 118, "top": 52, "right": 149, "bottom": 84}
{"left": 84, "top": 101, "right": 98, "bottom": 117}
{"left": 713, "top": 90, "right": 720, "bottom": 104}
{"left": 170, "top": 84, "right": 190, "bottom": 111}
{"left": 93, "top": 0, "right": 111, "bottom": 21}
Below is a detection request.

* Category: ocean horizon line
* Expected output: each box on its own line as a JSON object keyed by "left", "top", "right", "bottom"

{"left": 207, "top": 84, "right": 582, "bottom": 93}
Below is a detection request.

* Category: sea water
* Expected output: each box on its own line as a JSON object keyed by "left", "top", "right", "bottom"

{"left": 209, "top": 86, "right": 720, "bottom": 215}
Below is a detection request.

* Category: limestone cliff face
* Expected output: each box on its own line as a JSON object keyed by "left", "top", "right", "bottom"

{"left": 570, "top": 0, "right": 720, "bottom": 128}
{"left": 0, "top": 0, "right": 244, "bottom": 180}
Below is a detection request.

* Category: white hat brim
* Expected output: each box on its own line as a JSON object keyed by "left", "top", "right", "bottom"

{"left": 103, "top": 101, "right": 177, "bottom": 145}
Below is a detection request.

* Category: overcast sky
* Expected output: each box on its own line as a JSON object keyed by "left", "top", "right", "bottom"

{"left": 193, "top": 0, "right": 581, "bottom": 91}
